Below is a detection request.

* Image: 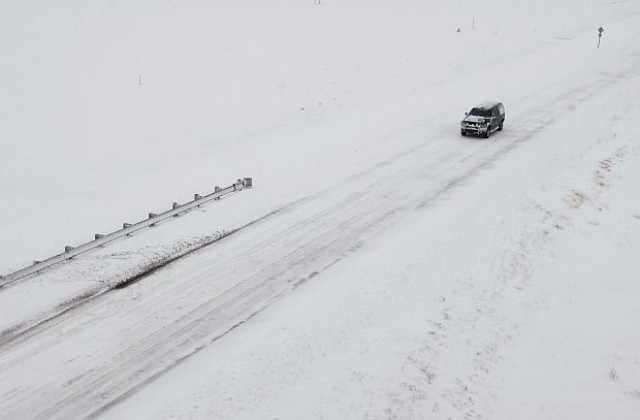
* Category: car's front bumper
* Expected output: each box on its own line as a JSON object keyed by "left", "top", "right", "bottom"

{"left": 461, "top": 124, "right": 488, "bottom": 135}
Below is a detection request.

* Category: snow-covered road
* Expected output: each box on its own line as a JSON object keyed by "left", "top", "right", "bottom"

{"left": 2, "top": 1, "right": 640, "bottom": 419}
{"left": 2, "top": 10, "right": 640, "bottom": 418}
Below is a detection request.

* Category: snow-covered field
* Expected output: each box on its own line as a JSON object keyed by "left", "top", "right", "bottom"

{"left": 1, "top": 0, "right": 640, "bottom": 419}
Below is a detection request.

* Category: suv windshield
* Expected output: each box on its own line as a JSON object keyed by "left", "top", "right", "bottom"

{"left": 469, "top": 108, "right": 492, "bottom": 118}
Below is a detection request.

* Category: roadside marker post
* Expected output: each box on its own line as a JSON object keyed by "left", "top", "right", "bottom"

{"left": 598, "top": 26, "right": 604, "bottom": 48}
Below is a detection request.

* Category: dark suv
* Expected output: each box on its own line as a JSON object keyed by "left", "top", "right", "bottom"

{"left": 460, "top": 101, "right": 505, "bottom": 138}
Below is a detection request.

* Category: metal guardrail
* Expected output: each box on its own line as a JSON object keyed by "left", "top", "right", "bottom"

{"left": 0, "top": 177, "right": 253, "bottom": 289}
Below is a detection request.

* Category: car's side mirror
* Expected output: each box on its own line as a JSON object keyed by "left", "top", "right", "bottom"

{"left": 464, "top": 112, "right": 468, "bottom": 116}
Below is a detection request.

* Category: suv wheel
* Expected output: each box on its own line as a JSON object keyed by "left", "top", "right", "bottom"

{"left": 497, "top": 121, "right": 504, "bottom": 131}
{"left": 484, "top": 127, "right": 491, "bottom": 139}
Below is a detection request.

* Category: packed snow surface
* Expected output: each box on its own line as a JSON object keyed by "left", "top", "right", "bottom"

{"left": 1, "top": 0, "right": 640, "bottom": 419}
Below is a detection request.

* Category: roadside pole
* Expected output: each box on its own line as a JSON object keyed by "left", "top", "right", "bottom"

{"left": 598, "top": 26, "right": 605, "bottom": 48}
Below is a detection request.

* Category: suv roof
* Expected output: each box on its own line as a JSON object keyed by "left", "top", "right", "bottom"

{"left": 475, "top": 101, "right": 501, "bottom": 110}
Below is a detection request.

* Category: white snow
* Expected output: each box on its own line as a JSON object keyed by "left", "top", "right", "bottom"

{"left": 1, "top": 0, "right": 640, "bottom": 419}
